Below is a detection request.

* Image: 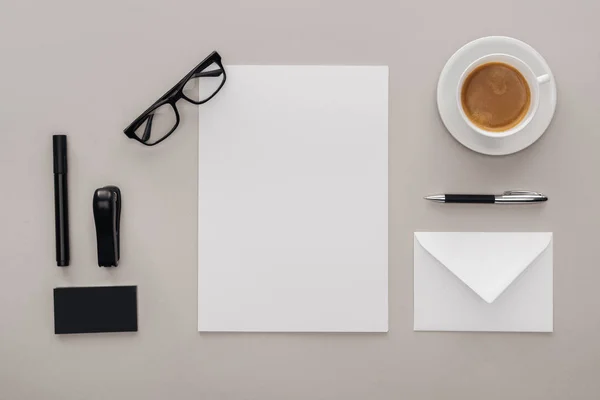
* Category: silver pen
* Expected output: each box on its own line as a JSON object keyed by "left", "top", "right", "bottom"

{"left": 424, "top": 190, "right": 548, "bottom": 204}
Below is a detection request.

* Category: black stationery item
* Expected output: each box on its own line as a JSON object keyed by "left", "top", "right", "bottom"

{"left": 53, "top": 286, "right": 138, "bottom": 334}
{"left": 123, "top": 51, "right": 226, "bottom": 146}
{"left": 93, "top": 186, "right": 121, "bottom": 267}
{"left": 53, "top": 135, "right": 70, "bottom": 266}
{"left": 424, "top": 190, "right": 548, "bottom": 204}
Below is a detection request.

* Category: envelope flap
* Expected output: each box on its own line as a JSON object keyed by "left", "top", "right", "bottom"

{"left": 415, "top": 232, "right": 553, "bottom": 303}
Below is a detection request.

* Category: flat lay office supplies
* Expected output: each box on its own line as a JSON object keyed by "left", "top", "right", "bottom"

{"left": 414, "top": 232, "right": 553, "bottom": 332}
{"left": 53, "top": 286, "right": 138, "bottom": 334}
{"left": 425, "top": 190, "right": 548, "bottom": 204}
{"left": 123, "top": 51, "right": 225, "bottom": 146}
{"left": 52, "top": 134, "right": 69, "bottom": 267}
{"left": 93, "top": 186, "right": 122, "bottom": 267}
{"left": 437, "top": 36, "right": 556, "bottom": 156}
{"left": 197, "top": 65, "right": 388, "bottom": 332}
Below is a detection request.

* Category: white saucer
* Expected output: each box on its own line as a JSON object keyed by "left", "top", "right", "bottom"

{"left": 437, "top": 36, "right": 557, "bottom": 156}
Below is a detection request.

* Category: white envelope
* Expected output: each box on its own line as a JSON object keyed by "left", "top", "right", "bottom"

{"left": 414, "top": 232, "right": 553, "bottom": 332}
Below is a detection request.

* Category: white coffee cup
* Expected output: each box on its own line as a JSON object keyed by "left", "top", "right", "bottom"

{"left": 456, "top": 53, "right": 550, "bottom": 138}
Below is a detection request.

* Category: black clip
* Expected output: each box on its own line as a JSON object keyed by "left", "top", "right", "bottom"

{"left": 93, "top": 186, "right": 121, "bottom": 267}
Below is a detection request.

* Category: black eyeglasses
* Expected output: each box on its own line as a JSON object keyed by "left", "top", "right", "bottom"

{"left": 123, "top": 51, "right": 226, "bottom": 146}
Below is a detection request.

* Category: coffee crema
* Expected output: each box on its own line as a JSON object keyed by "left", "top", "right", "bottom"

{"left": 461, "top": 62, "right": 531, "bottom": 132}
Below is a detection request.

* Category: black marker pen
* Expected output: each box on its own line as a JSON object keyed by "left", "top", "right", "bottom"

{"left": 53, "top": 135, "right": 69, "bottom": 266}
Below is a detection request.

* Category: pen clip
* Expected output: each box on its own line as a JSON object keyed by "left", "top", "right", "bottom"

{"left": 503, "top": 190, "right": 542, "bottom": 196}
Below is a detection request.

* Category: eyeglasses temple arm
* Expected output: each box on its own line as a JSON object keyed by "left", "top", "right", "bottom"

{"left": 192, "top": 69, "right": 223, "bottom": 78}
{"left": 142, "top": 114, "right": 154, "bottom": 143}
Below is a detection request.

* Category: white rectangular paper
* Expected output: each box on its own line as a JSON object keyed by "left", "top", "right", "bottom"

{"left": 414, "top": 232, "right": 553, "bottom": 332}
{"left": 198, "top": 66, "right": 388, "bottom": 332}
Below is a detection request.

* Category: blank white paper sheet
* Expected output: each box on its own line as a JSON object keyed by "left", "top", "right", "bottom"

{"left": 198, "top": 66, "right": 388, "bottom": 332}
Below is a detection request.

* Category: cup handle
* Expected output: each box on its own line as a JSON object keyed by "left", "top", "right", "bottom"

{"left": 537, "top": 74, "right": 551, "bottom": 84}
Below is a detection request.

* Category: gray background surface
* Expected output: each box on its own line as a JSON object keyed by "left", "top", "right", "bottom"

{"left": 0, "top": 0, "right": 599, "bottom": 399}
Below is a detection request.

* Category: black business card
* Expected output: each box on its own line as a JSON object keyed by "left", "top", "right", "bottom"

{"left": 53, "top": 286, "right": 138, "bottom": 334}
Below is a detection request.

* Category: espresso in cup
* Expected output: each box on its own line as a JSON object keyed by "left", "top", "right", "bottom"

{"left": 460, "top": 62, "right": 531, "bottom": 132}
